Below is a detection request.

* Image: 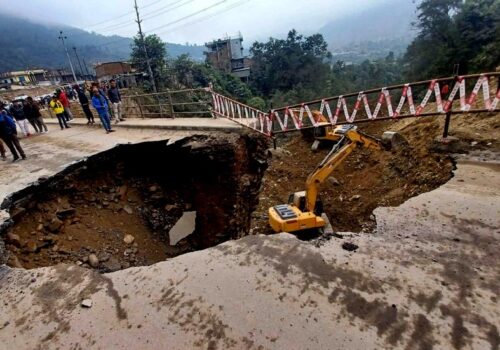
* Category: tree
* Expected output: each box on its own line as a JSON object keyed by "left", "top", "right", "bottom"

{"left": 404, "top": 0, "right": 500, "bottom": 80}
{"left": 130, "top": 34, "right": 168, "bottom": 90}
{"left": 170, "top": 54, "right": 253, "bottom": 101}
{"left": 250, "top": 30, "right": 332, "bottom": 99}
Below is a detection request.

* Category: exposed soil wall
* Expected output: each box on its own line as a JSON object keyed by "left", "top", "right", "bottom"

{"left": 1, "top": 133, "right": 269, "bottom": 271}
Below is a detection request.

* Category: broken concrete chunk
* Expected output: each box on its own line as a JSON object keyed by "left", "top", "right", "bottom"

{"left": 81, "top": 299, "right": 93, "bottom": 308}
{"left": 123, "top": 234, "right": 135, "bottom": 245}
{"left": 169, "top": 211, "right": 196, "bottom": 246}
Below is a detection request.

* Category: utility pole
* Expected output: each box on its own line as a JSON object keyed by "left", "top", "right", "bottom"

{"left": 72, "top": 46, "right": 85, "bottom": 78}
{"left": 58, "top": 31, "right": 78, "bottom": 84}
{"left": 134, "top": 0, "right": 157, "bottom": 93}
{"left": 82, "top": 58, "right": 91, "bottom": 78}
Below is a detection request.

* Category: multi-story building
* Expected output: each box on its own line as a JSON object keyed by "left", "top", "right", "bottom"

{"left": 94, "top": 61, "right": 139, "bottom": 88}
{"left": 204, "top": 34, "right": 251, "bottom": 80}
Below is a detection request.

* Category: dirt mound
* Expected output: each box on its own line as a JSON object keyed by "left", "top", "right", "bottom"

{"left": 252, "top": 135, "right": 453, "bottom": 236}
{"left": 2, "top": 133, "right": 268, "bottom": 271}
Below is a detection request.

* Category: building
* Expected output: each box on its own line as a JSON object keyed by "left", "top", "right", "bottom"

{"left": 0, "top": 69, "right": 47, "bottom": 85}
{"left": 204, "top": 34, "right": 251, "bottom": 80}
{"left": 94, "top": 61, "right": 139, "bottom": 88}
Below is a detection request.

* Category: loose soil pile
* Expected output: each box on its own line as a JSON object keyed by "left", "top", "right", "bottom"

{"left": 251, "top": 116, "right": 475, "bottom": 236}
{"left": 2, "top": 133, "right": 268, "bottom": 271}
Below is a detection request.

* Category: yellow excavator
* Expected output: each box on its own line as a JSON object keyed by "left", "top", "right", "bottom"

{"left": 268, "top": 124, "right": 404, "bottom": 233}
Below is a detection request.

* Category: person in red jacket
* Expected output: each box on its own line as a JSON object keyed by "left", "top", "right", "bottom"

{"left": 56, "top": 88, "right": 73, "bottom": 122}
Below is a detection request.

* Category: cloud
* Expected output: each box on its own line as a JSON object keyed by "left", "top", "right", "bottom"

{"left": 0, "top": 0, "right": 395, "bottom": 45}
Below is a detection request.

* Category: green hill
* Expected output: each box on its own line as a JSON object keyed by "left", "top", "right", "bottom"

{"left": 0, "top": 13, "right": 205, "bottom": 72}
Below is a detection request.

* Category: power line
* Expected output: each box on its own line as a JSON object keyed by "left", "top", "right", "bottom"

{"left": 144, "top": 0, "right": 227, "bottom": 33}
{"left": 142, "top": 0, "right": 193, "bottom": 19}
{"left": 95, "top": 0, "right": 195, "bottom": 33}
{"left": 156, "top": 0, "right": 250, "bottom": 36}
{"left": 92, "top": 0, "right": 242, "bottom": 49}
{"left": 83, "top": 0, "right": 167, "bottom": 30}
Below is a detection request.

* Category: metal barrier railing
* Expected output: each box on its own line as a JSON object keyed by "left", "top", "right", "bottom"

{"left": 121, "top": 87, "right": 212, "bottom": 118}
{"left": 269, "top": 72, "right": 500, "bottom": 135}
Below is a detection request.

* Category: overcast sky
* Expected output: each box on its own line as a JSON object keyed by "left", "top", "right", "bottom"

{"left": 1, "top": 0, "right": 396, "bottom": 44}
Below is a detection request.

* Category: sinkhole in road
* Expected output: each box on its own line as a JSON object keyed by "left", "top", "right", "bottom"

{"left": 0, "top": 133, "right": 269, "bottom": 272}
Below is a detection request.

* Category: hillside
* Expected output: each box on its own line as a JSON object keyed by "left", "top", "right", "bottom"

{"left": 0, "top": 13, "right": 205, "bottom": 72}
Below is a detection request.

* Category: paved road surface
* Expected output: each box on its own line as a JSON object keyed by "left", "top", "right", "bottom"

{"left": 0, "top": 124, "right": 498, "bottom": 349}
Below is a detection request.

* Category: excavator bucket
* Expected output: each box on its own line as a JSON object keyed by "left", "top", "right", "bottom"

{"left": 381, "top": 131, "right": 409, "bottom": 151}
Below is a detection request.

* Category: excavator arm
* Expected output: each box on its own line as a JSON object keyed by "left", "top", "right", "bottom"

{"left": 268, "top": 124, "right": 394, "bottom": 233}
{"left": 304, "top": 125, "right": 383, "bottom": 213}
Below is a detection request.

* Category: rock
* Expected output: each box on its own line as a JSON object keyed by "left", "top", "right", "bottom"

{"left": 5, "top": 232, "right": 21, "bottom": 247}
{"left": 123, "top": 234, "right": 135, "bottom": 245}
{"left": 88, "top": 254, "right": 99, "bottom": 268}
{"left": 169, "top": 211, "right": 196, "bottom": 245}
{"left": 470, "top": 141, "right": 478, "bottom": 146}
{"left": 48, "top": 217, "right": 63, "bottom": 233}
{"left": 56, "top": 208, "right": 76, "bottom": 220}
{"left": 342, "top": 242, "right": 359, "bottom": 252}
{"left": 81, "top": 299, "right": 93, "bottom": 308}
{"left": 25, "top": 241, "right": 38, "bottom": 253}
{"left": 103, "top": 257, "right": 122, "bottom": 272}
{"left": 122, "top": 205, "right": 133, "bottom": 215}
{"left": 350, "top": 195, "right": 361, "bottom": 201}
{"left": 98, "top": 253, "right": 110, "bottom": 262}
{"left": 328, "top": 177, "right": 341, "bottom": 186}
{"left": 102, "top": 201, "right": 110, "bottom": 207}
{"left": 149, "top": 185, "right": 159, "bottom": 192}
{"left": 36, "top": 223, "right": 44, "bottom": 231}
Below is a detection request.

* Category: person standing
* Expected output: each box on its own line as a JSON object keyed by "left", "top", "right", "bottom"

{"left": 49, "top": 95, "right": 70, "bottom": 130}
{"left": 75, "top": 85, "right": 95, "bottom": 124}
{"left": 91, "top": 88, "right": 114, "bottom": 133}
{"left": 11, "top": 102, "right": 31, "bottom": 137}
{"left": 108, "top": 79, "right": 125, "bottom": 124}
{"left": 26, "top": 97, "right": 48, "bottom": 133}
{"left": 23, "top": 99, "right": 39, "bottom": 133}
{"left": 0, "top": 109, "right": 26, "bottom": 161}
{"left": 57, "top": 88, "right": 73, "bottom": 121}
{"left": 0, "top": 139, "right": 7, "bottom": 161}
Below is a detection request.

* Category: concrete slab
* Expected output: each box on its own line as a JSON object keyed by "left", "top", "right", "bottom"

{"left": 0, "top": 157, "right": 498, "bottom": 349}
{"left": 169, "top": 211, "right": 196, "bottom": 245}
{"left": 45, "top": 117, "right": 242, "bottom": 132}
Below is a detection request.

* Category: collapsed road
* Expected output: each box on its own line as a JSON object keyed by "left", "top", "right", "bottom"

{"left": 0, "top": 117, "right": 499, "bottom": 349}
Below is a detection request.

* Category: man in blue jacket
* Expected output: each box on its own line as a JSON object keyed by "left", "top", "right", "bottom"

{"left": 0, "top": 109, "right": 26, "bottom": 161}
{"left": 91, "top": 88, "right": 114, "bottom": 134}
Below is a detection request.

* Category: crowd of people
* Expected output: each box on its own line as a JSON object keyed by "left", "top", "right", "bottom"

{"left": 0, "top": 79, "right": 125, "bottom": 162}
